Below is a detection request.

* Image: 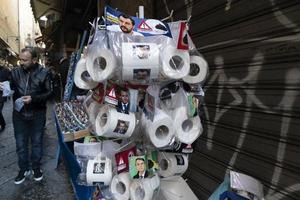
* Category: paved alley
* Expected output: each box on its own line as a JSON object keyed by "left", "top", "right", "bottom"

{"left": 0, "top": 99, "right": 74, "bottom": 200}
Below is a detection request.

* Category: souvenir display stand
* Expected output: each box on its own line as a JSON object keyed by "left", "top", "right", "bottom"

{"left": 54, "top": 5, "right": 212, "bottom": 200}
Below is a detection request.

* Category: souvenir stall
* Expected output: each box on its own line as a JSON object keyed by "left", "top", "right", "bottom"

{"left": 54, "top": 5, "right": 209, "bottom": 200}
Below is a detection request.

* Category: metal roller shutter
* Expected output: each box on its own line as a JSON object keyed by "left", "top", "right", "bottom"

{"left": 154, "top": 0, "right": 300, "bottom": 199}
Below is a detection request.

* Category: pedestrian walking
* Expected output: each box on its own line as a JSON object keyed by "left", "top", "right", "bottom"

{"left": 10, "top": 47, "right": 53, "bottom": 184}
{"left": 0, "top": 62, "right": 11, "bottom": 132}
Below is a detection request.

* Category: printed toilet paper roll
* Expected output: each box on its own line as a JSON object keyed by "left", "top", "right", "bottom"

{"left": 158, "top": 152, "right": 188, "bottom": 178}
{"left": 86, "top": 157, "right": 112, "bottom": 186}
{"left": 86, "top": 47, "right": 117, "bottom": 82}
{"left": 183, "top": 55, "right": 208, "bottom": 84}
{"left": 146, "top": 109, "right": 175, "bottom": 148}
{"left": 95, "top": 105, "right": 136, "bottom": 138}
{"left": 161, "top": 45, "right": 190, "bottom": 79}
{"left": 145, "top": 173, "right": 160, "bottom": 190}
{"left": 110, "top": 172, "right": 131, "bottom": 200}
{"left": 122, "top": 43, "right": 160, "bottom": 82}
{"left": 74, "top": 58, "right": 98, "bottom": 90}
{"left": 160, "top": 176, "right": 198, "bottom": 200}
{"left": 130, "top": 178, "right": 155, "bottom": 200}
{"left": 173, "top": 107, "right": 203, "bottom": 144}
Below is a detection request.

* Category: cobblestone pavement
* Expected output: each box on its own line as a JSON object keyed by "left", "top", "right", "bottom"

{"left": 0, "top": 100, "right": 74, "bottom": 200}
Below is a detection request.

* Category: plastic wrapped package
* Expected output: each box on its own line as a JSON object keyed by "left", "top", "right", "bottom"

{"left": 172, "top": 106, "right": 202, "bottom": 144}
{"left": 129, "top": 174, "right": 160, "bottom": 200}
{"left": 75, "top": 142, "right": 116, "bottom": 172}
{"left": 230, "top": 171, "right": 264, "bottom": 200}
{"left": 160, "top": 45, "right": 190, "bottom": 79}
{"left": 86, "top": 155, "right": 113, "bottom": 186}
{"left": 85, "top": 100, "right": 103, "bottom": 134}
{"left": 157, "top": 152, "right": 189, "bottom": 178}
{"left": 74, "top": 57, "right": 99, "bottom": 90}
{"left": 110, "top": 172, "right": 131, "bottom": 200}
{"left": 168, "top": 21, "right": 208, "bottom": 84}
{"left": 143, "top": 109, "right": 175, "bottom": 148}
{"left": 85, "top": 25, "right": 118, "bottom": 82}
{"left": 121, "top": 42, "right": 160, "bottom": 83}
{"left": 86, "top": 43, "right": 117, "bottom": 82}
{"left": 95, "top": 105, "right": 136, "bottom": 138}
{"left": 159, "top": 84, "right": 190, "bottom": 111}
{"left": 159, "top": 176, "right": 198, "bottom": 200}
{"left": 86, "top": 99, "right": 102, "bottom": 130}
{"left": 182, "top": 54, "right": 208, "bottom": 84}
{"left": 74, "top": 141, "right": 103, "bottom": 158}
{"left": 107, "top": 30, "right": 187, "bottom": 84}
{"left": 75, "top": 141, "right": 120, "bottom": 185}
{"left": 82, "top": 91, "right": 94, "bottom": 111}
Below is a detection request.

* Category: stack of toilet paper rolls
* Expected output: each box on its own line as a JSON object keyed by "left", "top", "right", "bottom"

{"left": 72, "top": 17, "right": 209, "bottom": 200}
{"left": 110, "top": 172, "right": 160, "bottom": 200}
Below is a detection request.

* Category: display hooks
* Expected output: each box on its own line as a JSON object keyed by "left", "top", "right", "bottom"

{"left": 185, "top": 15, "right": 192, "bottom": 31}
{"left": 161, "top": 10, "right": 174, "bottom": 22}
{"left": 115, "top": 140, "right": 134, "bottom": 152}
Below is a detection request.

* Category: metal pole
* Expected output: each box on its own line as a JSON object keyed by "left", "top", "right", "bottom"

{"left": 139, "top": 6, "right": 144, "bottom": 18}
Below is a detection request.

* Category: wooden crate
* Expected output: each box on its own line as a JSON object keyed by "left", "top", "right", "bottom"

{"left": 62, "top": 128, "right": 90, "bottom": 142}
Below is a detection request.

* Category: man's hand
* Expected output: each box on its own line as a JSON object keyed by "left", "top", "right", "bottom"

{"left": 0, "top": 82, "right": 3, "bottom": 91}
{"left": 22, "top": 95, "right": 32, "bottom": 104}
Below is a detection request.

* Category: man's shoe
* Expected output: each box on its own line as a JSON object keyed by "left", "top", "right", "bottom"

{"left": 0, "top": 125, "right": 5, "bottom": 132}
{"left": 32, "top": 168, "right": 43, "bottom": 181}
{"left": 14, "top": 170, "right": 31, "bottom": 184}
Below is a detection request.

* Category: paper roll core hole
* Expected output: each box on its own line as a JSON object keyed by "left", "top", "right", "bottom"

{"left": 116, "top": 181, "right": 126, "bottom": 194}
{"left": 160, "top": 159, "right": 169, "bottom": 170}
{"left": 135, "top": 186, "right": 145, "bottom": 199}
{"left": 182, "top": 119, "right": 193, "bottom": 132}
{"left": 94, "top": 57, "right": 107, "bottom": 70}
{"left": 189, "top": 63, "right": 200, "bottom": 76}
{"left": 169, "top": 55, "right": 184, "bottom": 71}
{"left": 81, "top": 71, "right": 93, "bottom": 82}
{"left": 100, "top": 113, "right": 108, "bottom": 127}
{"left": 155, "top": 125, "right": 169, "bottom": 139}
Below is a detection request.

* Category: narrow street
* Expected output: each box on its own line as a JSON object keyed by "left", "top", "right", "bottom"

{"left": 0, "top": 99, "right": 74, "bottom": 200}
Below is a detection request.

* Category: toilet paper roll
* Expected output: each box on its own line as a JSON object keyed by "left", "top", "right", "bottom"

{"left": 183, "top": 55, "right": 208, "bottom": 84}
{"left": 146, "top": 173, "right": 160, "bottom": 190}
{"left": 86, "top": 157, "right": 112, "bottom": 186}
{"left": 158, "top": 152, "right": 188, "bottom": 178}
{"left": 86, "top": 47, "right": 117, "bottom": 82}
{"left": 173, "top": 107, "right": 203, "bottom": 144}
{"left": 130, "top": 179, "right": 154, "bottom": 200}
{"left": 110, "top": 172, "right": 131, "bottom": 200}
{"left": 146, "top": 109, "right": 175, "bottom": 148}
{"left": 95, "top": 105, "right": 136, "bottom": 138}
{"left": 161, "top": 46, "right": 190, "bottom": 79}
{"left": 74, "top": 58, "right": 98, "bottom": 90}
{"left": 122, "top": 43, "right": 159, "bottom": 66}
{"left": 160, "top": 176, "right": 198, "bottom": 200}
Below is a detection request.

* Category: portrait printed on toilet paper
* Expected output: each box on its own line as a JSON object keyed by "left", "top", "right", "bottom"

{"left": 132, "top": 44, "right": 150, "bottom": 59}
{"left": 129, "top": 155, "right": 149, "bottom": 179}
{"left": 113, "top": 119, "right": 129, "bottom": 134}
{"left": 133, "top": 69, "right": 151, "bottom": 81}
{"left": 93, "top": 162, "right": 105, "bottom": 174}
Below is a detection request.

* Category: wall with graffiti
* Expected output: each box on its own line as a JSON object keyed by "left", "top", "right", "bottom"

{"left": 154, "top": 0, "right": 300, "bottom": 199}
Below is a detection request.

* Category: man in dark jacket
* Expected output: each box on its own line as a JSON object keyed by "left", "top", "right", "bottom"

{"left": 116, "top": 88, "right": 130, "bottom": 114}
{"left": 11, "top": 47, "right": 53, "bottom": 184}
{"left": 0, "top": 63, "right": 10, "bottom": 131}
